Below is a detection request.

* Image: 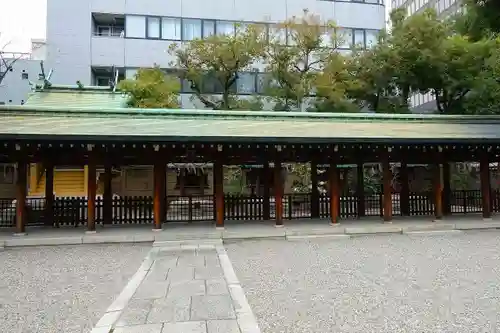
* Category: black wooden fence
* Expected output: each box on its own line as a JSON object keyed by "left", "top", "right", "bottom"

{"left": 0, "top": 190, "right": 492, "bottom": 227}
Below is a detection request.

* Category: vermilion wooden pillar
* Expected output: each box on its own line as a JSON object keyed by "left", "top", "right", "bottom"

{"left": 433, "top": 163, "right": 443, "bottom": 220}
{"left": 382, "top": 156, "right": 392, "bottom": 223}
{"left": 480, "top": 155, "right": 492, "bottom": 219}
{"left": 329, "top": 162, "right": 340, "bottom": 224}
{"left": 44, "top": 162, "right": 54, "bottom": 227}
{"left": 311, "top": 160, "right": 320, "bottom": 218}
{"left": 153, "top": 161, "right": 166, "bottom": 230}
{"left": 87, "top": 156, "right": 97, "bottom": 232}
{"left": 274, "top": 159, "right": 284, "bottom": 227}
{"left": 103, "top": 162, "right": 113, "bottom": 225}
{"left": 442, "top": 163, "right": 451, "bottom": 216}
{"left": 262, "top": 162, "right": 271, "bottom": 220}
{"left": 399, "top": 162, "right": 410, "bottom": 216}
{"left": 356, "top": 162, "right": 365, "bottom": 218}
{"left": 15, "top": 161, "right": 27, "bottom": 234}
{"left": 214, "top": 160, "right": 224, "bottom": 228}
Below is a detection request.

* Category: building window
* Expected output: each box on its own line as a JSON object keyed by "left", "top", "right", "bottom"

{"left": 269, "top": 25, "right": 287, "bottom": 45}
{"left": 126, "top": 15, "right": 146, "bottom": 38}
{"left": 162, "top": 17, "right": 181, "bottom": 40}
{"left": 354, "top": 29, "right": 365, "bottom": 48}
{"left": 147, "top": 17, "right": 161, "bottom": 38}
{"left": 216, "top": 21, "right": 235, "bottom": 36}
{"left": 203, "top": 20, "right": 216, "bottom": 38}
{"left": 21, "top": 72, "right": 28, "bottom": 80}
{"left": 182, "top": 19, "right": 202, "bottom": 40}
{"left": 365, "top": 30, "right": 379, "bottom": 48}
{"left": 237, "top": 72, "right": 257, "bottom": 94}
{"left": 337, "top": 28, "right": 353, "bottom": 49}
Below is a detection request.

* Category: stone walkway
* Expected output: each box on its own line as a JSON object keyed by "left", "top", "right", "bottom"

{"left": 91, "top": 241, "right": 259, "bottom": 333}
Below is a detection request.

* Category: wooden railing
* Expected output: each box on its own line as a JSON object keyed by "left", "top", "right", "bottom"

{"left": 0, "top": 190, "right": 494, "bottom": 227}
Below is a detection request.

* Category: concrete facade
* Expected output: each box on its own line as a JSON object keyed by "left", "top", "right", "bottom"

{"left": 45, "top": 0, "right": 386, "bottom": 107}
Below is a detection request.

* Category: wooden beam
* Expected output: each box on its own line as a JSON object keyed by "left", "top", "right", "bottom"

{"left": 44, "top": 162, "right": 54, "bottom": 227}
{"left": 433, "top": 163, "right": 443, "bottom": 220}
{"left": 263, "top": 162, "right": 271, "bottom": 220}
{"left": 310, "top": 160, "right": 320, "bottom": 218}
{"left": 356, "top": 162, "right": 365, "bottom": 218}
{"left": 214, "top": 159, "right": 224, "bottom": 228}
{"left": 153, "top": 160, "right": 166, "bottom": 230}
{"left": 382, "top": 156, "right": 392, "bottom": 223}
{"left": 442, "top": 162, "right": 451, "bottom": 216}
{"left": 15, "top": 161, "right": 27, "bottom": 234}
{"left": 399, "top": 162, "right": 409, "bottom": 216}
{"left": 480, "top": 155, "right": 491, "bottom": 219}
{"left": 103, "top": 161, "right": 112, "bottom": 225}
{"left": 87, "top": 156, "right": 97, "bottom": 232}
{"left": 329, "top": 162, "right": 340, "bottom": 224}
{"left": 274, "top": 158, "right": 284, "bottom": 227}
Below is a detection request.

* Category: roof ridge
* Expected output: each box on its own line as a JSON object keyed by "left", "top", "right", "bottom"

{"left": 1, "top": 105, "right": 500, "bottom": 123}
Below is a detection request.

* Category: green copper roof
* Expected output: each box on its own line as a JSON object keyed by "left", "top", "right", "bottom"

{"left": 1, "top": 106, "right": 500, "bottom": 143}
{"left": 25, "top": 85, "right": 127, "bottom": 109}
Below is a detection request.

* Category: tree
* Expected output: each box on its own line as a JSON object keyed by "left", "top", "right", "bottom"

{"left": 0, "top": 34, "right": 27, "bottom": 86}
{"left": 169, "top": 24, "right": 266, "bottom": 110}
{"left": 118, "top": 67, "right": 180, "bottom": 108}
{"left": 311, "top": 52, "right": 359, "bottom": 113}
{"left": 454, "top": 0, "right": 500, "bottom": 40}
{"left": 263, "top": 10, "right": 337, "bottom": 111}
{"left": 429, "top": 35, "right": 497, "bottom": 114}
{"left": 350, "top": 8, "right": 449, "bottom": 113}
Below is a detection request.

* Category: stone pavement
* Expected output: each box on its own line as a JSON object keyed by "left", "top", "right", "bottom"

{"left": 91, "top": 241, "right": 260, "bottom": 333}
{"left": 1, "top": 215, "right": 500, "bottom": 248}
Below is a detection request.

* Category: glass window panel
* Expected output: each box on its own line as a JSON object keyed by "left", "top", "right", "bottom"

{"left": 126, "top": 69, "right": 138, "bottom": 79}
{"left": 235, "top": 22, "right": 250, "bottom": 34}
{"left": 182, "top": 19, "right": 202, "bottom": 40}
{"left": 354, "top": 30, "right": 364, "bottom": 48}
{"left": 321, "top": 28, "right": 334, "bottom": 48}
{"left": 162, "top": 17, "right": 181, "bottom": 40}
{"left": 256, "top": 73, "right": 270, "bottom": 94}
{"left": 270, "top": 25, "right": 287, "bottom": 45}
{"left": 237, "top": 72, "right": 256, "bottom": 94}
{"left": 337, "top": 28, "right": 353, "bottom": 49}
{"left": 147, "top": 17, "right": 160, "bottom": 38}
{"left": 216, "top": 21, "right": 235, "bottom": 36}
{"left": 126, "top": 15, "right": 146, "bottom": 38}
{"left": 203, "top": 20, "right": 215, "bottom": 38}
{"left": 365, "top": 30, "right": 379, "bottom": 48}
{"left": 365, "top": 0, "right": 379, "bottom": 3}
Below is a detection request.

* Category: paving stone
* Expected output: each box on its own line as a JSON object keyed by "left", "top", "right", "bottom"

{"left": 205, "top": 255, "right": 221, "bottom": 268}
{"left": 167, "top": 279, "right": 206, "bottom": 298}
{"left": 115, "top": 299, "right": 154, "bottom": 327}
{"left": 206, "top": 279, "right": 229, "bottom": 296}
{"left": 162, "top": 321, "right": 207, "bottom": 333}
{"left": 194, "top": 266, "right": 224, "bottom": 280}
{"left": 143, "top": 267, "right": 169, "bottom": 282}
{"left": 152, "top": 256, "right": 179, "bottom": 270}
{"left": 207, "top": 320, "right": 240, "bottom": 333}
{"left": 166, "top": 267, "right": 195, "bottom": 283}
{"left": 177, "top": 255, "right": 206, "bottom": 268}
{"left": 191, "top": 295, "right": 236, "bottom": 320}
{"left": 133, "top": 281, "right": 169, "bottom": 299}
{"left": 146, "top": 297, "right": 191, "bottom": 323}
{"left": 113, "top": 323, "right": 163, "bottom": 333}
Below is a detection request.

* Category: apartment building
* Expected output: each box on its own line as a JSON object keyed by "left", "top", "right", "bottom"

{"left": 0, "top": 39, "right": 46, "bottom": 106}
{"left": 45, "top": 0, "right": 385, "bottom": 108}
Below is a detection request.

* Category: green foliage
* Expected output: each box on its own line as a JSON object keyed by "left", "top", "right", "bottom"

{"left": 263, "top": 10, "right": 341, "bottom": 111}
{"left": 169, "top": 24, "right": 266, "bottom": 110}
{"left": 453, "top": 0, "right": 500, "bottom": 40}
{"left": 118, "top": 67, "right": 180, "bottom": 108}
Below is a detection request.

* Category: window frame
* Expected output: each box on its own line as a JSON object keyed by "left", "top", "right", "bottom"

{"left": 146, "top": 16, "right": 162, "bottom": 39}
{"left": 125, "top": 15, "right": 146, "bottom": 39}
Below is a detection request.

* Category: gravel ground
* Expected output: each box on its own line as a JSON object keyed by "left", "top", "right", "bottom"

{"left": 0, "top": 244, "right": 151, "bottom": 333}
{"left": 227, "top": 231, "right": 500, "bottom": 333}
